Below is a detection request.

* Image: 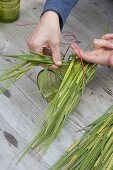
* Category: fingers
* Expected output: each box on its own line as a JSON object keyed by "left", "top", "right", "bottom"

{"left": 70, "top": 43, "right": 83, "bottom": 57}
{"left": 71, "top": 37, "right": 113, "bottom": 67}
{"left": 70, "top": 43, "right": 91, "bottom": 62}
{"left": 102, "top": 33, "right": 113, "bottom": 40}
{"left": 70, "top": 43, "right": 107, "bottom": 65}
{"left": 50, "top": 41, "right": 62, "bottom": 66}
{"left": 27, "top": 38, "right": 44, "bottom": 54}
{"left": 27, "top": 36, "right": 61, "bottom": 67}
{"left": 71, "top": 43, "right": 92, "bottom": 63}
{"left": 93, "top": 39, "right": 113, "bottom": 50}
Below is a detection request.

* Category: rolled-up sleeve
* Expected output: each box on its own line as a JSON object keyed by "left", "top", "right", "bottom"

{"left": 42, "top": 0, "right": 79, "bottom": 29}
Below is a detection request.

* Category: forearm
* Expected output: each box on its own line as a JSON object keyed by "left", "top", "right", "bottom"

{"left": 42, "top": 0, "right": 79, "bottom": 29}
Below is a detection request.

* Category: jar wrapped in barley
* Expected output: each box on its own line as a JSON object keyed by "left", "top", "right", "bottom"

{"left": 0, "top": 0, "right": 20, "bottom": 23}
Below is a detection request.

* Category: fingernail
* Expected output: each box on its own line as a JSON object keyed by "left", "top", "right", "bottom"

{"left": 57, "top": 61, "right": 62, "bottom": 65}
{"left": 70, "top": 44, "right": 75, "bottom": 49}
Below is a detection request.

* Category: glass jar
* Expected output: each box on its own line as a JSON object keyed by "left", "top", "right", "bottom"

{"left": 0, "top": 0, "right": 20, "bottom": 23}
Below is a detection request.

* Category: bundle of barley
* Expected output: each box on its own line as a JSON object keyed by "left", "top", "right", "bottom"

{"left": 19, "top": 55, "right": 96, "bottom": 160}
{"left": 0, "top": 52, "right": 96, "bottom": 160}
{"left": 0, "top": 53, "right": 68, "bottom": 94}
{"left": 51, "top": 106, "right": 113, "bottom": 170}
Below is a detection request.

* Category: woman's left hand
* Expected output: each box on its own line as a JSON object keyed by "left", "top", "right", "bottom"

{"left": 71, "top": 34, "right": 113, "bottom": 67}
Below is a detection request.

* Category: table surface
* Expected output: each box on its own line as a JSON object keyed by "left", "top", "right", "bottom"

{"left": 0, "top": 0, "right": 113, "bottom": 169}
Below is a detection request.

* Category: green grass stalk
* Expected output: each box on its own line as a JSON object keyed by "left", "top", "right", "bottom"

{"left": 50, "top": 106, "right": 113, "bottom": 170}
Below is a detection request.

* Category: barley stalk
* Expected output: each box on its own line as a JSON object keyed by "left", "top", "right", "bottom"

{"left": 51, "top": 106, "right": 113, "bottom": 170}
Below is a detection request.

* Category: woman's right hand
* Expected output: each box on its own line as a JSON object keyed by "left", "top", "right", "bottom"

{"left": 27, "top": 11, "right": 62, "bottom": 67}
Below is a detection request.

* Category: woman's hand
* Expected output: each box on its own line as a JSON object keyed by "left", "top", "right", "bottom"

{"left": 27, "top": 11, "right": 62, "bottom": 67}
{"left": 71, "top": 34, "right": 113, "bottom": 67}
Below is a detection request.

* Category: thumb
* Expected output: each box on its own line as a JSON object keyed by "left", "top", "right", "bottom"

{"left": 50, "top": 42, "right": 62, "bottom": 66}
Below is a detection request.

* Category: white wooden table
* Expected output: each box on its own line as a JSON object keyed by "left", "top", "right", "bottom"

{"left": 0, "top": 0, "right": 113, "bottom": 169}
